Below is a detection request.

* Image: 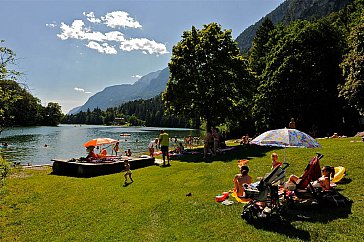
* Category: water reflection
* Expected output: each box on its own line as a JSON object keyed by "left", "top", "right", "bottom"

{"left": 0, "top": 125, "right": 200, "bottom": 165}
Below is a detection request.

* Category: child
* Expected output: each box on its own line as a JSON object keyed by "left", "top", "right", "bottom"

{"left": 148, "top": 138, "right": 158, "bottom": 157}
{"left": 127, "top": 148, "right": 132, "bottom": 157}
{"left": 271, "top": 153, "right": 285, "bottom": 184}
{"left": 271, "top": 153, "right": 282, "bottom": 169}
{"left": 124, "top": 160, "right": 133, "bottom": 183}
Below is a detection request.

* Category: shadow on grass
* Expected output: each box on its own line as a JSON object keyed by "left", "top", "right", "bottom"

{"left": 123, "top": 181, "right": 133, "bottom": 187}
{"left": 246, "top": 218, "right": 311, "bottom": 241}
{"left": 336, "top": 177, "right": 352, "bottom": 185}
{"left": 244, "top": 203, "right": 352, "bottom": 241}
{"left": 287, "top": 203, "right": 353, "bottom": 223}
{"left": 172, "top": 145, "right": 278, "bottom": 163}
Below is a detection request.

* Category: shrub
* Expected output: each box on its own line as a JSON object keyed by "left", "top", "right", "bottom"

{"left": 0, "top": 156, "right": 11, "bottom": 185}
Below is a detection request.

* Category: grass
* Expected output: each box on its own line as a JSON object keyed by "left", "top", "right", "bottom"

{"left": 0, "top": 137, "right": 363, "bottom": 241}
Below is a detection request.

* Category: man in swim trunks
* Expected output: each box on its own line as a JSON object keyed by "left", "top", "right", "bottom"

{"left": 158, "top": 130, "right": 170, "bottom": 166}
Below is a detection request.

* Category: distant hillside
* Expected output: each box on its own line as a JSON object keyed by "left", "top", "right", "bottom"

{"left": 73, "top": 68, "right": 169, "bottom": 113}
{"left": 68, "top": 106, "right": 82, "bottom": 115}
{"left": 235, "top": 0, "right": 354, "bottom": 53}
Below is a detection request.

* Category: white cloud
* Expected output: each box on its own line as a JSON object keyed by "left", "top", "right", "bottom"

{"left": 120, "top": 38, "right": 168, "bottom": 55}
{"left": 57, "top": 11, "right": 168, "bottom": 55}
{"left": 74, "top": 87, "right": 92, "bottom": 94}
{"left": 57, "top": 20, "right": 86, "bottom": 40}
{"left": 86, "top": 41, "right": 117, "bottom": 55}
{"left": 105, "top": 31, "right": 125, "bottom": 42}
{"left": 132, "top": 75, "right": 142, "bottom": 79}
{"left": 46, "top": 23, "right": 57, "bottom": 28}
{"left": 74, "top": 87, "right": 85, "bottom": 92}
{"left": 83, "top": 11, "right": 101, "bottom": 24}
{"left": 100, "top": 11, "right": 142, "bottom": 29}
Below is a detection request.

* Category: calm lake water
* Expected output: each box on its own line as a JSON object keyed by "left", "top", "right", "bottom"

{"left": 0, "top": 125, "right": 201, "bottom": 165}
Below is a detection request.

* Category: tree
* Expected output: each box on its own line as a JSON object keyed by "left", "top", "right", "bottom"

{"left": 249, "top": 18, "right": 276, "bottom": 77}
{"left": 0, "top": 40, "right": 21, "bottom": 81}
{"left": 252, "top": 20, "right": 345, "bottom": 135}
{"left": 0, "top": 41, "right": 23, "bottom": 127}
{"left": 43, "top": 102, "right": 63, "bottom": 126}
{"left": 163, "top": 23, "right": 253, "bottom": 131}
{"left": 339, "top": 22, "right": 364, "bottom": 114}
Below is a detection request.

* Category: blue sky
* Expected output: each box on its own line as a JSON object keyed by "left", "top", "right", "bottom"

{"left": 1, "top": 0, "right": 284, "bottom": 113}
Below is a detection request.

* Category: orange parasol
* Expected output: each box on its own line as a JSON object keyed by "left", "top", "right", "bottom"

{"left": 83, "top": 138, "right": 119, "bottom": 147}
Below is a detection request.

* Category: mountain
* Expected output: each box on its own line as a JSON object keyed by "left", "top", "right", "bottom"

{"left": 235, "top": 0, "right": 354, "bottom": 53}
{"left": 71, "top": 68, "right": 169, "bottom": 114}
{"left": 68, "top": 106, "right": 82, "bottom": 115}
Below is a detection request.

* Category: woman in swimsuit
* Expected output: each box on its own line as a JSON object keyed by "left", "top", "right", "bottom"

{"left": 233, "top": 165, "right": 252, "bottom": 197}
{"left": 311, "top": 166, "right": 335, "bottom": 191}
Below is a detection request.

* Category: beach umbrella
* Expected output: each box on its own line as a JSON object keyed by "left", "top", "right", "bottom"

{"left": 83, "top": 138, "right": 119, "bottom": 147}
{"left": 250, "top": 128, "right": 321, "bottom": 161}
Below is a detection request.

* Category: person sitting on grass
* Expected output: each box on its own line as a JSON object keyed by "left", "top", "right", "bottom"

{"left": 271, "top": 153, "right": 282, "bottom": 169}
{"left": 233, "top": 165, "right": 252, "bottom": 197}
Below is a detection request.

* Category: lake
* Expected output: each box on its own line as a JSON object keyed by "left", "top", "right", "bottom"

{"left": 0, "top": 125, "right": 201, "bottom": 165}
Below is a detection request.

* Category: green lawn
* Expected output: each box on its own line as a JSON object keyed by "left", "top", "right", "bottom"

{"left": 1, "top": 137, "right": 363, "bottom": 241}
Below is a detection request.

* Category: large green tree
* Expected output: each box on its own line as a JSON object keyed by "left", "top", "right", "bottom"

{"left": 42, "top": 102, "right": 63, "bottom": 126}
{"left": 163, "top": 23, "right": 253, "bottom": 131}
{"left": 1, "top": 80, "right": 43, "bottom": 126}
{"left": 0, "top": 41, "right": 23, "bottom": 127}
{"left": 249, "top": 18, "right": 276, "bottom": 77}
{"left": 252, "top": 20, "right": 345, "bottom": 136}
{"left": 339, "top": 21, "right": 364, "bottom": 114}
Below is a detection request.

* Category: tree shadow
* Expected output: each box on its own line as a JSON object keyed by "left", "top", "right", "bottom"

{"left": 172, "top": 145, "right": 278, "bottom": 163}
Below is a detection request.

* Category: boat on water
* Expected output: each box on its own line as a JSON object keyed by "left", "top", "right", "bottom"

{"left": 120, "top": 133, "right": 131, "bottom": 136}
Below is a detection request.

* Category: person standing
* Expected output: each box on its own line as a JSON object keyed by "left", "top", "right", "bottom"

{"left": 148, "top": 138, "right": 158, "bottom": 157}
{"left": 123, "top": 160, "right": 133, "bottom": 183}
{"left": 212, "top": 127, "right": 221, "bottom": 155}
{"left": 289, "top": 118, "right": 296, "bottom": 129}
{"left": 112, "top": 142, "right": 120, "bottom": 156}
{"left": 158, "top": 130, "right": 170, "bottom": 166}
{"left": 203, "top": 130, "right": 213, "bottom": 159}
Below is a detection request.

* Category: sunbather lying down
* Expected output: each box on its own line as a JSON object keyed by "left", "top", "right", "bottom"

{"left": 287, "top": 165, "right": 335, "bottom": 191}
{"left": 233, "top": 165, "right": 252, "bottom": 197}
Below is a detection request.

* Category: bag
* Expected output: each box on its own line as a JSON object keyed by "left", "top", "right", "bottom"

{"left": 319, "top": 190, "right": 352, "bottom": 207}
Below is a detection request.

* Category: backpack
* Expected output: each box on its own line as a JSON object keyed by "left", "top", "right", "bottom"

{"left": 318, "top": 190, "right": 352, "bottom": 207}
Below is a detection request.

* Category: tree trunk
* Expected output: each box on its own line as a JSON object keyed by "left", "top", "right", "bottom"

{"left": 206, "top": 120, "right": 212, "bottom": 133}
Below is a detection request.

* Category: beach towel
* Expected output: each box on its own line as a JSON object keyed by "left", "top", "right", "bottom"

{"left": 230, "top": 191, "right": 251, "bottom": 203}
